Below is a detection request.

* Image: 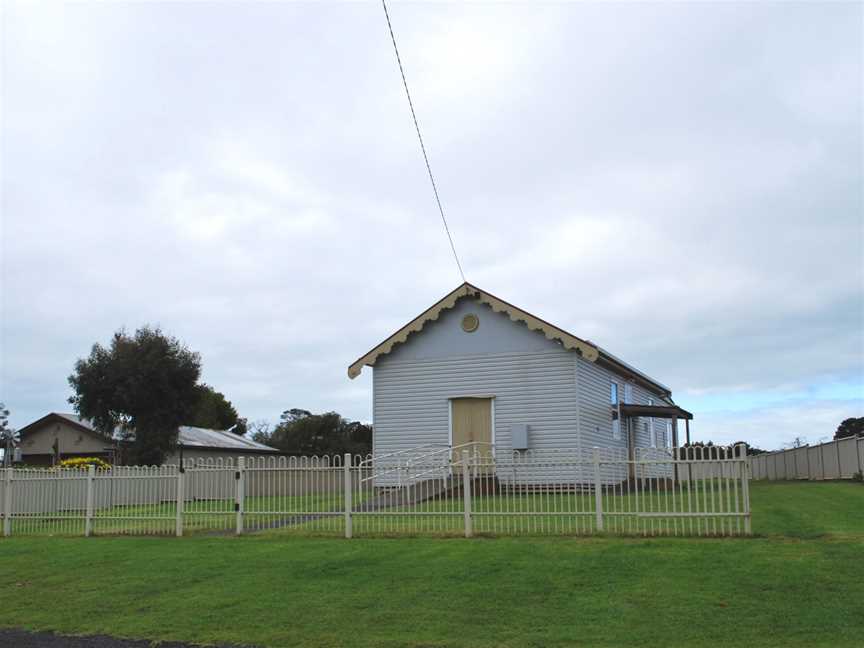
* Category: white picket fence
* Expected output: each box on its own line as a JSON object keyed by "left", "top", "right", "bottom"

{"left": 0, "top": 444, "right": 751, "bottom": 538}
{"left": 750, "top": 436, "right": 864, "bottom": 481}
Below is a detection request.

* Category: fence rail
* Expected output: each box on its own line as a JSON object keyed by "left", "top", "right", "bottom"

{"left": 1, "top": 445, "right": 751, "bottom": 538}
{"left": 750, "top": 436, "right": 864, "bottom": 481}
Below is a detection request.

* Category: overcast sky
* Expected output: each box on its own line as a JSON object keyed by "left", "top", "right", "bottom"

{"left": 1, "top": 1, "right": 861, "bottom": 450}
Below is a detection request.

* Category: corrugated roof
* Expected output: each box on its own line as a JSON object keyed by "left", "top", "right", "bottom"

{"left": 54, "top": 413, "right": 278, "bottom": 453}
{"left": 594, "top": 346, "right": 671, "bottom": 394}
{"left": 176, "top": 425, "right": 278, "bottom": 452}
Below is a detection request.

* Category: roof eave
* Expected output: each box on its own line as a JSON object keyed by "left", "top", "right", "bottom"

{"left": 595, "top": 349, "right": 671, "bottom": 397}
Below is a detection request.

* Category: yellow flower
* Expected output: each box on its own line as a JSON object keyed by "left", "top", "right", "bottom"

{"left": 58, "top": 457, "right": 112, "bottom": 470}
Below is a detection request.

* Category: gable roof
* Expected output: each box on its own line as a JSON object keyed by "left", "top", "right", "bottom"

{"left": 348, "top": 282, "right": 599, "bottom": 375}
{"left": 347, "top": 282, "right": 671, "bottom": 396}
{"left": 17, "top": 413, "right": 104, "bottom": 440}
{"left": 18, "top": 413, "right": 279, "bottom": 453}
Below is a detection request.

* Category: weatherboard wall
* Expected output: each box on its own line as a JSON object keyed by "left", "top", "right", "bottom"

{"left": 372, "top": 296, "right": 670, "bottom": 459}
{"left": 373, "top": 298, "right": 579, "bottom": 455}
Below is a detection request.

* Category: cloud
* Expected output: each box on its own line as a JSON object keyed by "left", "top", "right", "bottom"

{"left": 1, "top": 2, "right": 861, "bottom": 452}
{"left": 693, "top": 398, "right": 861, "bottom": 451}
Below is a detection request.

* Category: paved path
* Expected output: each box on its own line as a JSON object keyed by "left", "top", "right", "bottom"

{"left": 0, "top": 629, "right": 250, "bottom": 647}
{"left": 210, "top": 477, "right": 459, "bottom": 535}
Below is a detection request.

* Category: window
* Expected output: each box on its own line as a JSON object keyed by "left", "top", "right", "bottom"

{"left": 610, "top": 382, "right": 621, "bottom": 440}
{"left": 623, "top": 383, "right": 633, "bottom": 404}
{"left": 664, "top": 422, "right": 672, "bottom": 448}
{"left": 461, "top": 313, "right": 479, "bottom": 332}
{"left": 647, "top": 398, "right": 654, "bottom": 446}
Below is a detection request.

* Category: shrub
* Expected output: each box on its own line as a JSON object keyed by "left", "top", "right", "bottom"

{"left": 58, "top": 457, "right": 111, "bottom": 470}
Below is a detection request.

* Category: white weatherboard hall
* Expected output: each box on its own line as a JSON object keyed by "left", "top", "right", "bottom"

{"left": 349, "top": 283, "right": 692, "bottom": 478}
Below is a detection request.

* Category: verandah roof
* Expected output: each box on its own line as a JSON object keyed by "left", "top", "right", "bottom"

{"left": 619, "top": 403, "right": 694, "bottom": 420}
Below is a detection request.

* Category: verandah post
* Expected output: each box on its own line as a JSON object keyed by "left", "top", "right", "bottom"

{"left": 344, "top": 453, "right": 353, "bottom": 539}
{"left": 84, "top": 465, "right": 95, "bottom": 537}
{"left": 235, "top": 457, "right": 245, "bottom": 536}
{"left": 175, "top": 465, "right": 184, "bottom": 537}
{"left": 593, "top": 447, "right": 604, "bottom": 532}
{"left": 462, "top": 450, "right": 473, "bottom": 538}
{"left": 3, "top": 468, "right": 12, "bottom": 537}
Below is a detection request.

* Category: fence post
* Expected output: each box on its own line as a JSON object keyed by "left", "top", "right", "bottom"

{"left": 344, "top": 453, "right": 353, "bottom": 539}
{"left": 175, "top": 466, "right": 184, "bottom": 537}
{"left": 462, "top": 450, "right": 473, "bottom": 538}
{"left": 235, "top": 457, "right": 245, "bottom": 536}
{"left": 836, "top": 440, "right": 843, "bottom": 478}
{"left": 855, "top": 437, "right": 864, "bottom": 473}
{"left": 593, "top": 447, "right": 604, "bottom": 532}
{"left": 3, "top": 468, "right": 12, "bottom": 537}
{"left": 738, "top": 444, "right": 751, "bottom": 535}
{"left": 84, "top": 465, "right": 95, "bottom": 537}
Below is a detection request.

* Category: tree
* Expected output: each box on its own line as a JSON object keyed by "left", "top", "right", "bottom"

{"left": 188, "top": 384, "right": 245, "bottom": 433}
{"left": 68, "top": 326, "right": 201, "bottom": 465}
{"left": 680, "top": 440, "right": 765, "bottom": 459}
{"left": 248, "top": 419, "right": 273, "bottom": 445}
{"left": 835, "top": 417, "right": 864, "bottom": 440}
{"left": 258, "top": 409, "right": 372, "bottom": 456}
{"left": 1, "top": 403, "right": 19, "bottom": 468}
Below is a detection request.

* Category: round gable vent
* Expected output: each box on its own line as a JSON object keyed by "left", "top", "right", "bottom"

{"left": 461, "top": 313, "right": 479, "bottom": 332}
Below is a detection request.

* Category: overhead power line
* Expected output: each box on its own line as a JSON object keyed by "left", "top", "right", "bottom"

{"left": 380, "top": 0, "right": 467, "bottom": 283}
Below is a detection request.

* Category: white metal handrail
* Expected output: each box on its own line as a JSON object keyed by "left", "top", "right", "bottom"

{"left": 356, "top": 443, "right": 447, "bottom": 467}
{"left": 358, "top": 442, "right": 494, "bottom": 485}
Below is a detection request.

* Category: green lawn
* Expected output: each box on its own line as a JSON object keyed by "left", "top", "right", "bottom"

{"left": 0, "top": 481, "right": 861, "bottom": 647}
{"left": 749, "top": 480, "right": 864, "bottom": 538}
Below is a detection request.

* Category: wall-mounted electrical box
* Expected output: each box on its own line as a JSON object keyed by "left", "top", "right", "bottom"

{"left": 511, "top": 424, "right": 529, "bottom": 450}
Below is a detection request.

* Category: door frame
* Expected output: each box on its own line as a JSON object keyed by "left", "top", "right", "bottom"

{"left": 447, "top": 395, "right": 496, "bottom": 449}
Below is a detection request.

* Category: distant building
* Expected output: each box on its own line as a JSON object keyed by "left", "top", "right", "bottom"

{"left": 16, "top": 412, "right": 279, "bottom": 466}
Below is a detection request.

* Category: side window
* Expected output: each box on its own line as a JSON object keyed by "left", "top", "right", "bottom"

{"left": 647, "top": 397, "right": 654, "bottom": 446}
{"left": 610, "top": 382, "right": 621, "bottom": 440}
{"left": 610, "top": 383, "right": 618, "bottom": 405}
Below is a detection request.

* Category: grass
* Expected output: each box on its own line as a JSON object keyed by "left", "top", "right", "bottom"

{"left": 0, "top": 481, "right": 861, "bottom": 647}
{"left": 749, "top": 480, "right": 864, "bottom": 538}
